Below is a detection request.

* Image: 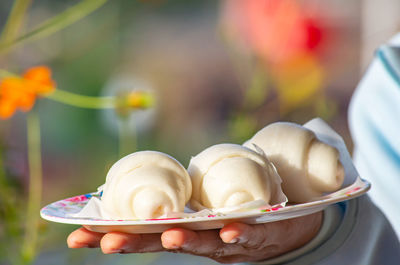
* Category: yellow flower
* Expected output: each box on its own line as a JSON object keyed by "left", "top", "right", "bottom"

{"left": 272, "top": 53, "right": 324, "bottom": 113}
{"left": 0, "top": 66, "right": 55, "bottom": 119}
{"left": 126, "top": 91, "right": 154, "bottom": 109}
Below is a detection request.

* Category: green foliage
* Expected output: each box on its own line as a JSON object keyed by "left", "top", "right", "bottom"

{"left": 0, "top": 0, "right": 109, "bottom": 54}
{"left": 0, "top": 0, "right": 112, "bottom": 264}
{"left": 0, "top": 145, "right": 24, "bottom": 264}
{"left": 228, "top": 113, "right": 257, "bottom": 143}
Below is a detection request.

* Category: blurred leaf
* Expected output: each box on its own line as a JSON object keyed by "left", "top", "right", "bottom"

{"left": 0, "top": 0, "right": 33, "bottom": 44}
{"left": 0, "top": 0, "right": 109, "bottom": 55}
{"left": 0, "top": 145, "right": 24, "bottom": 264}
{"left": 243, "top": 64, "right": 269, "bottom": 110}
{"left": 314, "top": 96, "right": 337, "bottom": 120}
{"left": 228, "top": 113, "right": 257, "bottom": 143}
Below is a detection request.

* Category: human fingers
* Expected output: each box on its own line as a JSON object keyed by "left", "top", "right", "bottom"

{"left": 100, "top": 232, "right": 164, "bottom": 254}
{"left": 161, "top": 228, "right": 244, "bottom": 260}
{"left": 67, "top": 227, "right": 105, "bottom": 248}
{"left": 220, "top": 212, "right": 323, "bottom": 259}
{"left": 220, "top": 222, "right": 270, "bottom": 249}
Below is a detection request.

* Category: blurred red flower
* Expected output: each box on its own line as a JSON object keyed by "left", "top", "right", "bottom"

{"left": 222, "top": 0, "right": 323, "bottom": 64}
{"left": 221, "top": 0, "right": 327, "bottom": 113}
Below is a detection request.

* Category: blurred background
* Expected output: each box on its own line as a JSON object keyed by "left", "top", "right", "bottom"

{"left": 0, "top": 0, "right": 399, "bottom": 264}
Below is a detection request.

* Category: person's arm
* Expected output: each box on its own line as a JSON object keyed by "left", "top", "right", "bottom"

{"left": 67, "top": 211, "right": 322, "bottom": 264}
{"left": 251, "top": 196, "right": 400, "bottom": 265}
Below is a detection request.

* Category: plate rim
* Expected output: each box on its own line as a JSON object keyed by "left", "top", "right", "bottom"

{"left": 40, "top": 177, "right": 370, "bottom": 226}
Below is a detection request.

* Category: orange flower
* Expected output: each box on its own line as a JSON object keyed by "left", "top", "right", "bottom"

{"left": 0, "top": 66, "right": 55, "bottom": 119}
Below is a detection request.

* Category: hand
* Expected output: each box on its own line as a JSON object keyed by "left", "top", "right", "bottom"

{"left": 67, "top": 211, "right": 322, "bottom": 264}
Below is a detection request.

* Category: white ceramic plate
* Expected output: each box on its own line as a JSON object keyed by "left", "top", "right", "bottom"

{"left": 40, "top": 177, "right": 370, "bottom": 234}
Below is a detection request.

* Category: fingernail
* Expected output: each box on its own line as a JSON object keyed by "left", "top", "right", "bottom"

{"left": 167, "top": 244, "right": 181, "bottom": 250}
{"left": 108, "top": 249, "right": 123, "bottom": 254}
{"left": 73, "top": 244, "right": 89, "bottom": 248}
{"left": 228, "top": 238, "right": 239, "bottom": 244}
{"left": 236, "top": 236, "right": 246, "bottom": 244}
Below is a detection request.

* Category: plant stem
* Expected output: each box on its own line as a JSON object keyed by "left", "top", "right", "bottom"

{"left": 242, "top": 62, "right": 269, "bottom": 110}
{"left": 46, "top": 89, "right": 119, "bottom": 109}
{"left": 0, "top": 0, "right": 33, "bottom": 44}
{"left": 0, "top": 0, "right": 108, "bottom": 55}
{"left": 20, "top": 110, "right": 42, "bottom": 264}
{"left": 118, "top": 119, "right": 136, "bottom": 158}
{"left": 0, "top": 69, "right": 119, "bottom": 109}
{"left": 0, "top": 69, "right": 18, "bottom": 78}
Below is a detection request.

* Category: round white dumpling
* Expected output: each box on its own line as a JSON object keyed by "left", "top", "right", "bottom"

{"left": 101, "top": 151, "right": 192, "bottom": 219}
{"left": 187, "top": 143, "right": 287, "bottom": 211}
{"left": 244, "top": 122, "right": 344, "bottom": 203}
